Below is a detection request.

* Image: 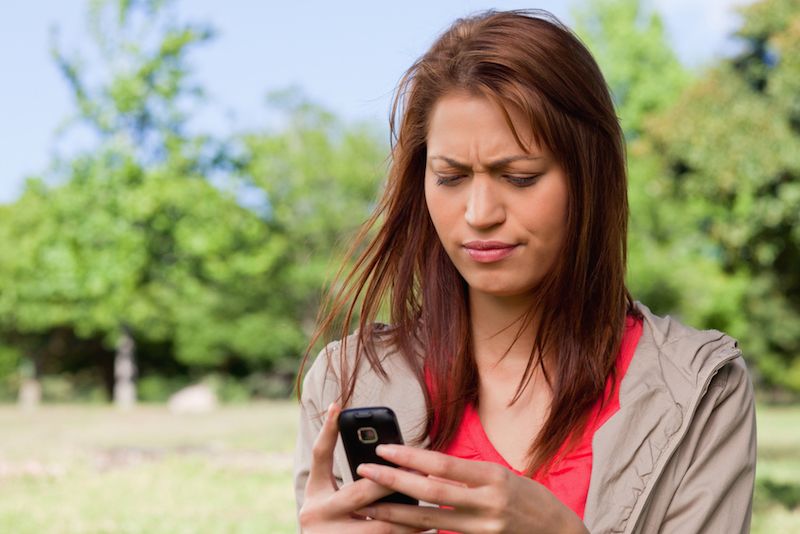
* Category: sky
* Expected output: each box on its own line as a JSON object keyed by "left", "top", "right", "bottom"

{"left": 0, "top": 0, "right": 754, "bottom": 204}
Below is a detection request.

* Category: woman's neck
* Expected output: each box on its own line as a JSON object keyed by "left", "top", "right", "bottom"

{"left": 468, "top": 288, "right": 541, "bottom": 373}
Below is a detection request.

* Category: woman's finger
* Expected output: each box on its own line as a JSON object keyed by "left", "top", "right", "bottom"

{"left": 326, "top": 477, "right": 397, "bottom": 516}
{"left": 348, "top": 518, "right": 423, "bottom": 534}
{"left": 356, "top": 463, "right": 474, "bottom": 508}
{"left": 376, "top": 444, "right": 504, "bottom": 487}
{"left": 306, "top": 402, "right": 340, "bottom": 495}
{"left": 355, "top": 502, "right": 468, "bottom": 533}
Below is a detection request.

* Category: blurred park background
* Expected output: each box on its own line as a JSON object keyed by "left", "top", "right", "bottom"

{"left": 1, "top": 0, "right": 798, "bottom": 532}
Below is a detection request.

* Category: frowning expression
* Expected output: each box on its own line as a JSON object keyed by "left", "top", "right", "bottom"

{"left": 424, "top": 92, "right": 569, "bottom": 299}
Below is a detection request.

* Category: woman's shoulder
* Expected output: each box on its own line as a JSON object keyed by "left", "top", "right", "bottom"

{"left": 634, "top": 301, "right": 742, "bottom": 365}
{"left": 301, "top": 323, "right": 415, "bottom": 394}
{"left": 310, "top": 322, "right": 401, "bottom": 369}
{"left": 631, "top": 301, "right": 747, "bottom": 394}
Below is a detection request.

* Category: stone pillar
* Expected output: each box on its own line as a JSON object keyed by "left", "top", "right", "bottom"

{"left": 17, "top": 358, "right": 40, "bottom": 410}
{"left": 18, "top": 379, "right": 41, "bottom": 410}
{"left": 114, "top": 327, "right": 137, "bottom": 410}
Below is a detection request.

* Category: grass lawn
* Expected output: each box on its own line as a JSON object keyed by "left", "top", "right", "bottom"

{"left": 0, "top": 401, "right": 798, "bottom": 533}
{"left": 752, "top": 404, "right": 800, "bottom": 533}
{"left": 0, "top": 402, "right": 297, "bottom": 533}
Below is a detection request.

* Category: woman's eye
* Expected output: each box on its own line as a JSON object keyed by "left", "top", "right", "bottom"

{"left": 504, "top": 174, "right": 541, "bottom": 187}
{"left": 435, "top": 174, "right": 465, "bottom": 186}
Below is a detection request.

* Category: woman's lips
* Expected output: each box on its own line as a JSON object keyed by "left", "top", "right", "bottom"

{"left": 463, "top": 241, "right": 518, "bottom": 263}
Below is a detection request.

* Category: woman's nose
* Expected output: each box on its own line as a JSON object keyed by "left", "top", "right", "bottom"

{"left": 465, "top": 177, "right": 505, "bottom": 229}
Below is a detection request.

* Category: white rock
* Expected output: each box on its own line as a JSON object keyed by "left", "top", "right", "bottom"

{"left": 168, "top": 383, "right": 218, "bottom": 414}
{"left": 18, "top": 379, "right": 41, "bottom": 410}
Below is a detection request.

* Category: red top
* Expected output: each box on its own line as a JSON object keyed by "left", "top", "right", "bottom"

{"left": 426, "top": 315, "right": 643, "bottom": 524}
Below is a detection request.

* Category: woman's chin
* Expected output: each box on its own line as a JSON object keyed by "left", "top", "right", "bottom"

{"left": 466, "top": 282, "right": 535, "bottom": 300}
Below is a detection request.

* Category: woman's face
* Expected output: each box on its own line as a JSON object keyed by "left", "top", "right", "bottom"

{"left": 424, "top": 92, "right": 569, "bottom": 300}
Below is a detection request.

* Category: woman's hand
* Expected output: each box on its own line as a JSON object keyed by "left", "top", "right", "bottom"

{"left": 298, "top": 402, "right": 419, "bottom": 533}
{"left": 354, "top": 445, "right": 589, "bottom": 534}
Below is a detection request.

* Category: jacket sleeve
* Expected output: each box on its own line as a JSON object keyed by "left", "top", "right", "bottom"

{"left": 645, "top": 356, "right": 757, "bottom": 533}
{"left": 292, "top": 342, "right": 344, "bottom": 518}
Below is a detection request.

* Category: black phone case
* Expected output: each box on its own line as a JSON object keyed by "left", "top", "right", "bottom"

{"left": 338, "top": 406, "right": 418, "bottom": 505}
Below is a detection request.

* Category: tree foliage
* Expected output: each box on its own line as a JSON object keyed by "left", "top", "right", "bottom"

{"left": 236, "top": 93, "right": 387, "bottom": 329}
{"left": 1, "top": 0, "right": 798, "bottom": 398}
{"left": 643, "top": 0, "right": 800, "bottom": 391}
{"left": 573, "top": 0, "right": 690, "bottom": 140}
{"left": 574, "top": 0, "right": 750, "bottom": 344}
{"left": 0, "top": 0, "right": 386, "bottom": 397}
{"left": 577, "top": 0, "right": 800, "bottom": 394}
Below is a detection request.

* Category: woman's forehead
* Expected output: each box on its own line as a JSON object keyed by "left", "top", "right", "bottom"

{"left": 426, "top": 93, "right": 547, "bottom": 161}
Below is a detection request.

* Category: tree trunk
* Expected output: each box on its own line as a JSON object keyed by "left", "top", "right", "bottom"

{"left": 114, "top": 325, "right": 137, "bottom": 409}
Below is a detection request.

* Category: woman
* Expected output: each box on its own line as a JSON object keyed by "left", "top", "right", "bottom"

{"left": 293, "top": 9, "right": 756, "bottom": 533}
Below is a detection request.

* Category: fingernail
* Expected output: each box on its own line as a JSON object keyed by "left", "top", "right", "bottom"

{"left": 356, "top": 506, "right": 376, "bottom": 518}
{"left": 375, "top": 444, "right": 396, "bottom": 458}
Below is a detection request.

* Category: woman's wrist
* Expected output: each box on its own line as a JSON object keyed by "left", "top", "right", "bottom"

{"left": 552, "top": 505, "right": 589, "bottom": 534}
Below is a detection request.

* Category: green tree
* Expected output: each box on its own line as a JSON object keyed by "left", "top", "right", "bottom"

{"left": 0, "top": 0, "right": 272, "bottom": 404}
{"left": 0, "top": 0, "right": 388, "bottom": 403}
{"left": 574, "top": 0, "right": 749, "bottom": 338}
{"left": 573, "top": 0, "right": 690, "bottom": 140}
{"left": 644, "top": 0, "right": 800, "bottom": 392}
{"left": 236, "top": 92, "right": 387, "bottom": 336}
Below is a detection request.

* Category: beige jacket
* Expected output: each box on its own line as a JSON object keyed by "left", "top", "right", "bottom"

{"left": 293, "top": 302, "right": 757, "bottom": 533}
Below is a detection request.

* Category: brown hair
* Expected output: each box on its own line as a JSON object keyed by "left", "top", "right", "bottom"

{"left": 296, "top": 9, "right": 638, "bottom": 477}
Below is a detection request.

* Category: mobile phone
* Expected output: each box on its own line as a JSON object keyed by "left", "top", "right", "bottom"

{"left": 338, "top": 406, "right": 418, "bottom": 505}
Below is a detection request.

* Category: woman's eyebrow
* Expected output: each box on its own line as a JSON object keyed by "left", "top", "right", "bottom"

{"left": 428, "top": 154, "right": 543, "bottom": 171}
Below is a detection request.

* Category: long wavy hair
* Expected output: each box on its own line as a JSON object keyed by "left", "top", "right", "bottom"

{"left": 296, "top": 9, "right": 638, "bottom": 477}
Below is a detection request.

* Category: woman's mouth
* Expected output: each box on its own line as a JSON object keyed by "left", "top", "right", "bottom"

{"left": 462, "top": 241, "right": 519, "bottom": 263}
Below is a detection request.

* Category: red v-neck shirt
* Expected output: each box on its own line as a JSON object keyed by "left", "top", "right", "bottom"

{"left": 426, "top": 315, "right": 643, "bottom": 523}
